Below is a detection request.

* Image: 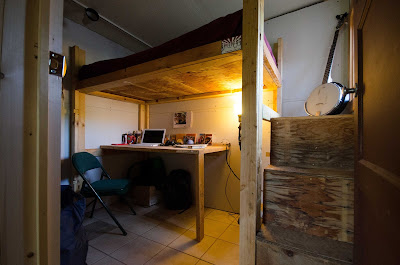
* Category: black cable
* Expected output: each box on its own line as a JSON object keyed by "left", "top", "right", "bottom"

{"left": 224, "top": 158, "right": 235, "bottom": 212}
{"left": 225, "top": 146, "right": 240, "bottom": 181}
{"left": 224, "top": 145, "right": 240, "bottom": 218}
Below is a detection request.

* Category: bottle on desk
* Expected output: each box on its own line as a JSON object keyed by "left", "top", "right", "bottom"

{"left": 135, "top": 131, "right": 142, "bottom": 144}
{"left": 122, "top": 133, "right": 127, "bottom": 144}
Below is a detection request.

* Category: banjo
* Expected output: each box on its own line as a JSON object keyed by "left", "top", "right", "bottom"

{"left": 305, "top": 12, "right": 356, "bottom": 116}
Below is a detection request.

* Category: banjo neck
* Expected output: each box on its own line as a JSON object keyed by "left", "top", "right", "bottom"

{"left": 322, "top": 12, "right": 348, "bottom": 84}
{"left": 322, "top": 29, "right": 340, "bottom": 84}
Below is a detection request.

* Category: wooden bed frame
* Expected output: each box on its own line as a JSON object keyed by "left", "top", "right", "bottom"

{"left": 75, "top": 37, "right": 282, "bottom": 107}
{"left": 70, "top": 4, "right": 282, "bottom": 263}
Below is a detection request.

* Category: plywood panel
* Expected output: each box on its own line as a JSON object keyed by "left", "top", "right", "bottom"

{"left": 271, "top": 115, "right": 354, "bottom": 170}
{"left": 257, "top": 235, "right": 351, "bottom": 265}
{"left": 264, "top": 166, "right": 354, "bottom": 243}
{"left": 257, "top": 224, "right": 353, "bottom": 264}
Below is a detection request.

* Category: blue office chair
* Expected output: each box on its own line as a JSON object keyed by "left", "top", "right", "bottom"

{"left": 72, "top": 152, "right": 136, "bottom": 236}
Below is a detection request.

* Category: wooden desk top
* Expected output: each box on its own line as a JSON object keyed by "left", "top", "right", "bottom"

{"left": 100, "top": 144, "right": 228, "bottom": 155}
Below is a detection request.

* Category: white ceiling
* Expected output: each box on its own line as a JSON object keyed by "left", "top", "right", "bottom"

{"left": 76, "top": 0, "right": 321, "bottom": 48}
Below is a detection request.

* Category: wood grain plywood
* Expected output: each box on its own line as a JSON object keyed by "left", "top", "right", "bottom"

{"left": 264, "top": 167, "right": 354, "bottom": 243}
{"left": 256, "top": 239, "right": 348, "bottom": 265}
{"left": 257, "top": 224, "right": 353, "bottom": 265}
{"left": 77, "top": 39, "right": 281, "bottom": 103}
{"left": 271, "top": 115, "right": 354, "bottom": 170}
{"left": 98, "top": 53, "right": 243, "bottom": 101}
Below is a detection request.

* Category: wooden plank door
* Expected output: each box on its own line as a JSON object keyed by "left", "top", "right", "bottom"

{"left": 352, "top": 0, "right": 400, "bottom": 264}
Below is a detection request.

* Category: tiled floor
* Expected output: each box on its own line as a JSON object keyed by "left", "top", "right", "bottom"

{"left": 85, "top": 202, "right": 240, "bottom": 265}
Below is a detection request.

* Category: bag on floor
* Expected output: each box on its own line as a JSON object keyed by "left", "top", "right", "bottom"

{"left": 164, "top": 169, "right": 192, "bottom": 210}
{"left": 60, "top": 185, "right": 88, "bottom": 265}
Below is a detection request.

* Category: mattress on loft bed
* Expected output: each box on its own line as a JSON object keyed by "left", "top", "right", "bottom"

{"left": 78, "top": 9, "right": 276, "bottom": 81}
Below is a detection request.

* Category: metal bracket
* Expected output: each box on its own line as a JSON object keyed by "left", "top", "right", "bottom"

{"left": 346, "top": 83, "right": 359, "bottom": 97}
{"left": 49, "top": 51, "right": 66, "bottom": 77}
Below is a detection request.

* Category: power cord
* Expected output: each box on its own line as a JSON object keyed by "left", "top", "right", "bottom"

{"left": 224, "top": 145, "right": 240, "bottom": 223}
{"left": 225, "top": 146, "right": 240, "bottom": 181}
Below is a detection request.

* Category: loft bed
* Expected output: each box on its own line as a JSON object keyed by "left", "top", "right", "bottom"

{"left": 69, "top": 4, "right": 281, "bottom": 248}
{"left": 75, "top": 9, "right": 282, "bottom": 108}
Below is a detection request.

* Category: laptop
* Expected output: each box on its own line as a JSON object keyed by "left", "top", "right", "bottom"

{"left": 136, "top": 129, "right": 166, "bottom": 146}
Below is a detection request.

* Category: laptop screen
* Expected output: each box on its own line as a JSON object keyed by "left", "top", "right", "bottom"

{"left": 142, "top": 129, "right": 165, "bottom": 143}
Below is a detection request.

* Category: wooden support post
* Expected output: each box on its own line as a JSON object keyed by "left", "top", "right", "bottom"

{"left": 70, "top": 46, "right": 86, "bottom": 156}
{"left": 241, "top": 0, "right": 264, "bottom": 264}
{"left": 138, "top": 104, "right": 149, "bottom": 130}
{"left": 195, "top": 150, "right": 205, "bottom": 241}
{"left": 276, "top": 38, "right": 283, "bottom": 114}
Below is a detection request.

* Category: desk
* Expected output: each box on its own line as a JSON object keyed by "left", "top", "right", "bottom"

{"left": 100, "top": 144, "right": 228, "bottom": 241}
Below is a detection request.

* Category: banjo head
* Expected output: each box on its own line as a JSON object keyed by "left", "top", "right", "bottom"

{"left": 305, "top": 83, "right": 344, "bottom": 116}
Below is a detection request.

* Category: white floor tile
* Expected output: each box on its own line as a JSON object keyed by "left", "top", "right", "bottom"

{"left": 189, "top": 218, "right": 230, "bottom": 238}
{"left": 89, "top": 228, "right": 138, "bottom": 254}
{"left": 142, "top": 223, "right": 186, "bottom": 245}
{"left": 146, "top": 247, "right": 199, "bottom": 265}
{"left": 92, "top": 256, "right": 125, "bottom": 265}
{"left": 169, "top": 230, "right": 216, "bottom": 258}
{"left": 201, "top": 239, "right": 239, "bottom": 265}
{"left": 110, "top": 236, "right": 165, "bottom": 265}
{"left": 123, "top": 215, "right": 161, "bottom": 235}
{"left": 206, "top": 210, "right": 237, "bottom": 224}
{"left": 219, "top": 225, "right": 239, "bottom": 245}
{"left": 86, "top": 246, "right": 107, "bottom": 265}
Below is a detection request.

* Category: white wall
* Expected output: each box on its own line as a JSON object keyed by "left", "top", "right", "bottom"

{"left": 149, "top": 94, "right": 272, "bottom": 212}
{"left": 85, "top": 95, "right": 139, "bottom": 149}
{"left": 61, "top": 18, "right": 137, "bottom": 182}
{"left": 265, "top": 0, "right": 349, "bottom": 117}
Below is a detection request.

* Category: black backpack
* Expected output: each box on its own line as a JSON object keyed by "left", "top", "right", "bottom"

{"left": 164, "top": 169, "right": 192, "bottom": 210}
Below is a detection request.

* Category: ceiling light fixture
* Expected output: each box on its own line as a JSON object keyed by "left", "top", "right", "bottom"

{"left": 85, "top": 8, "right": 99, "bottom": 22}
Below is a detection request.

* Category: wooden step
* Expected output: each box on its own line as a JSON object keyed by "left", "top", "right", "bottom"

{"left": 256, "top": 224, "right": 353, "bottom": 265}
{"left": 264, "top": 166, "right": 354, "bottom": 243}
{"left": 271, "top": 115, "right": 354, "bottom": 170}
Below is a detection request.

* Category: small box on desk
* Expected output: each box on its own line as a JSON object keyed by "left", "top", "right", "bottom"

{"left": 132, "top": 186, "right": 161, "bottom": 207}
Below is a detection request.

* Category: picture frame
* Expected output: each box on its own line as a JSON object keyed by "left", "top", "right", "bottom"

{"left": 173, "top": 111, "right": 192, "bottom": 128}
